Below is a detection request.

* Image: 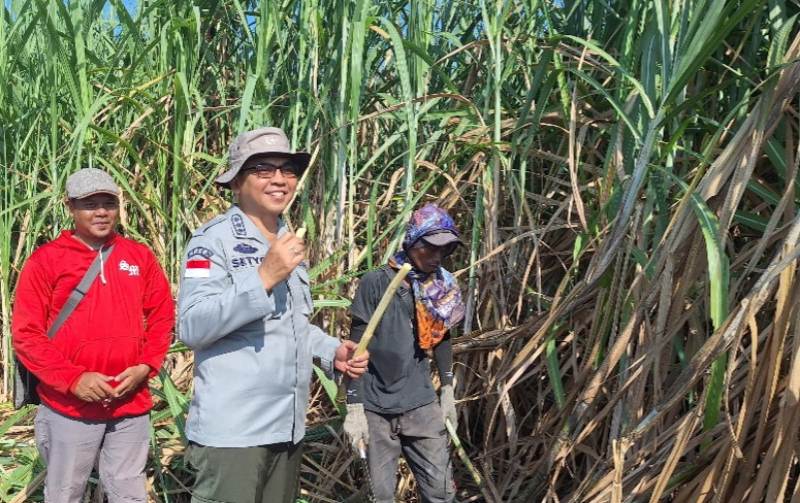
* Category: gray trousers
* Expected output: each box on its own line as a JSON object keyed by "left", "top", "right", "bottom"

{"left": 34, "top": 404, "right": 150, "bottom": 503}
{"left": 365, "top": 401, "right": 455, "bottom": 503}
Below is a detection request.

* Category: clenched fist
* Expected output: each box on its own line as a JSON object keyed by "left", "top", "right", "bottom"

{"left": 258, "top": 232, "right": 305, "bottom": 290}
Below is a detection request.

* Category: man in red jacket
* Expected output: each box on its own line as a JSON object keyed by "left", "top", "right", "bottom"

{"left": 12, "top": 168, "right": 175, "bottom": 503}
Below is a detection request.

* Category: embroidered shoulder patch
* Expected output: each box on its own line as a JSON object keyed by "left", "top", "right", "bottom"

{"left": 233, "top": 243, "right": 258, "bottom": 254}
{"left": 231, "top": 214, "right": 248, "bottom": 237}
{"left": 188, "top": 246, "right": 214, "bottom": 259}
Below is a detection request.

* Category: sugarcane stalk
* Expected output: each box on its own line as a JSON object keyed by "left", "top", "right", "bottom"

{"left": 295, "top": 226, "right": 307, "bottom": 240}
{"left": 337, "top": 262, "right": 413, "bottom": 408}
{"left": 355, "top": 262, "right": 412, "bottom": 355}
{"left": 445, "top": 417, "right": 484, "bottom": 488}
{"left": 341, "top": 263, "right": 411, "bottom": 501}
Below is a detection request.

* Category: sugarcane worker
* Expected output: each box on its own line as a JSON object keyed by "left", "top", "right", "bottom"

{"left": 343, "top": 203, "right": 465, "bottom": 503}
{"left": 178, "top": 126, "right": 369, "bottom": 503}
{"left": 12, "top": 168, "right": 175, "bottom": 503}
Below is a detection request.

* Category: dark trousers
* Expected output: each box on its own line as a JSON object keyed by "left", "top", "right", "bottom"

{"left": 186, "top": 441, "right": 302, "bottom": 503}
{"left": 366, "top": 401, "right": 455, "bottom": 503}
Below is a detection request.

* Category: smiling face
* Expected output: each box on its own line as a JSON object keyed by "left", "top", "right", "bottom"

{"left": 67, "top": 193, "right": 120, "bottom": 247}
{"left": 231, "top": 155, "right": 299, "bottom": 219}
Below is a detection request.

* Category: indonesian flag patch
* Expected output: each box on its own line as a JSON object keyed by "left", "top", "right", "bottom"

{"left": 185, "top": 259, "right": 211, "bottom": 278}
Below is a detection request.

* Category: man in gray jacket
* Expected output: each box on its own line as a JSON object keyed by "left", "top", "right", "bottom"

{"left": 178, "top": 127, "right": 368, "bottom": 503}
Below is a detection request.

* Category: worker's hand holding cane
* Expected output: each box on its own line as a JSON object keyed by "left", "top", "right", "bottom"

{"left": 439, "top": 384, "right": 458, "bottom": 430}
{"left": 343, "top": 403, "right": 370, "bottom": 457}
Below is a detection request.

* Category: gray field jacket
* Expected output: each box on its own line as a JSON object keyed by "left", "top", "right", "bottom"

{"left": 178, "top": 205, "right": 340, "bottom": 447}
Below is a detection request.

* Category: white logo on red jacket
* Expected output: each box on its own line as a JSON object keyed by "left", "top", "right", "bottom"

{"left": 119, "top": 260, "right": 140, "bottom": 276}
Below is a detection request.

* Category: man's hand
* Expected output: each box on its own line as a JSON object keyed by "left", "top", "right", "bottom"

{"left": 70, "top": 372, "right": 115, "bottom": 402}
{"left": 112, "top": 364, "right": 151, "bottom": 399}
{"left": 439, "top": 384, "right": 458, "bottom": 430}
{"left": 343, "top": 403, "right": 370, "bottom": 455}
{"left": 334, "top": 340, "right": 369, "bottom": 379}
{"left": 258, "top": 232, "right": 305, "bottom": 290}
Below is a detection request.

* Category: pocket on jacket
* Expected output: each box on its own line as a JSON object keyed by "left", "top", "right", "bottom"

{"left": 268, "top": 281, "right": 289, "bottom": 319}
{"left": 295, "top": 267, "right": 314, "bottom": 316}
{"left": 70, "top": 335, "right": 141, "bottom": 374}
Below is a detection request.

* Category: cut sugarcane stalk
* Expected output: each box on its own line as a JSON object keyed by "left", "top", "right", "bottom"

{"left": 446, "top": 418, "right": 484, "bottom": 487}
{"left": 341, "top": 262, "right": 412, "bottom": 494}
{"left": 295, "top": 226, "right": 307, "bottom": 239}
{"left": 337, "top": 263, "right": 413, "bottom": 407}
{"left": 354, "top": 262, "right": 413, "bottom": 356}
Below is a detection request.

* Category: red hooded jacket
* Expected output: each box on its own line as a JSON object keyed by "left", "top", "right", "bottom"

{"left": 12, "top": 231, "right": 175, "bottom": 420}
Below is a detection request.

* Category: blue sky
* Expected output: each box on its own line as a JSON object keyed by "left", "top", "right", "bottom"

{"left": 122, "top": 0, "right": 137, "bottom": 15}
{"left": 4, "top": 0, "right": 139, "bottom": 17}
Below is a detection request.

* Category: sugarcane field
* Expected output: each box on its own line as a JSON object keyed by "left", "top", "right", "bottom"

{"left": 2, "top": 0, "right": 800, "bottom": 502}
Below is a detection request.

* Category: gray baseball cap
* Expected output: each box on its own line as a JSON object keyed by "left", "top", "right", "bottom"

{"left": 216, "top": 127, "right": 311, "bottom": 186}
{"left": 66, "top": 168, "right": 121, "bottom": 199}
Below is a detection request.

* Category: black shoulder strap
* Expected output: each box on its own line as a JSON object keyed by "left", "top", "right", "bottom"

{"left": 46, "top": 245, "right": 115, "bottom": 339}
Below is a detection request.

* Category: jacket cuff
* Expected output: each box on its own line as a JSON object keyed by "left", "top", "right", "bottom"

{"left": 316, "top": 336, "right": 342, "bottom": 379}
{"left": 138, "top": 359, "right": 162, "bottom": 379}
{"left": 346, "top": 384, "right": 363, "bottom": 404}
{"left": 63, "top": 367, "right": 87, "bottom": 396}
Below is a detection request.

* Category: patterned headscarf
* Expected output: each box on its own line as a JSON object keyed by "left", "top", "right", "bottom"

{"left": 389, "top": 203, "right": 465, "bottom": 349}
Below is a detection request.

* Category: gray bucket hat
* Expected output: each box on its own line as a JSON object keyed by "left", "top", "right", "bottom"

{"left": 66, "top": 168, "right": 121, "bottom": 199}
{"left": 216, "top": 127, "right": 311, "bottom": 186}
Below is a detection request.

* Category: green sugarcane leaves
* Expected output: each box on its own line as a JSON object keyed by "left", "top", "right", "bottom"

{"left": 665, "top": 171, "right": 730, "bottom": 437}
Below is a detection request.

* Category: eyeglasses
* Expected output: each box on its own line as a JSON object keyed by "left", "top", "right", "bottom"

{"left": 242, "top": 161, "right": 300, "bottom": 179}
{"left": 72, "top": 200, "right": 119, "bottom": 211}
